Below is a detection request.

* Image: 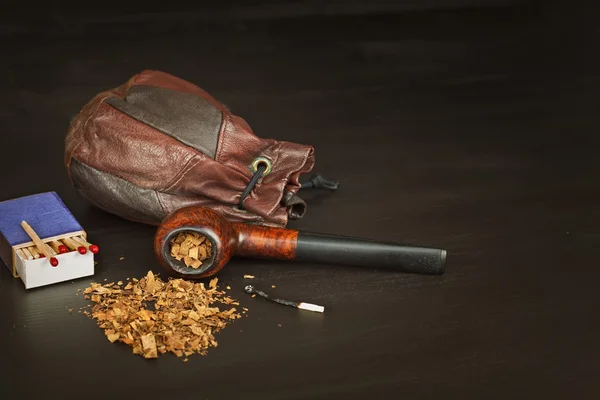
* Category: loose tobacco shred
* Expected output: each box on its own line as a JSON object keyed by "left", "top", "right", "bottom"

{"left": 169, "top": 231, "right": 212, "bottom": 269}
{"left": 82, "top": 271, "right": 242, "bottom": 360}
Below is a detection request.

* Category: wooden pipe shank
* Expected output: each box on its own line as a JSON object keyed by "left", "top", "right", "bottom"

{"left": 233, "top": 223, "right": 298, "bottom": 260}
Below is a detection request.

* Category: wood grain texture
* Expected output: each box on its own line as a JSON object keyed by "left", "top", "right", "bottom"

{"left": 2, "top": 3, "right": 600, "bottom": 399}
{"left": 233, "top": 222, "right": 298, "bottom": 260}
{"left": 154, "top": 206, "right": 299, "bottom": 277}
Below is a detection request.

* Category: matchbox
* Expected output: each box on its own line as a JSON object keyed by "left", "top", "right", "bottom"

{"left": 0, "top": 192, "right": 96, "bottom": 289}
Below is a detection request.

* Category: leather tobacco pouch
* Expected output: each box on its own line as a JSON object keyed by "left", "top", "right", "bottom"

{"left": 64, "top": 70, "right": 315, "bottom": 227}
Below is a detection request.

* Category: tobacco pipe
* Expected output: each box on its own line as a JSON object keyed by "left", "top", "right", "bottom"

{"left": 154, "top": 206, "right": 447, "bottom": 278}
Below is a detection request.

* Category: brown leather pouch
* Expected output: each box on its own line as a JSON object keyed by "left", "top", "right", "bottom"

{"left": 64, "top": 70, "right": 317, "bottom": 227}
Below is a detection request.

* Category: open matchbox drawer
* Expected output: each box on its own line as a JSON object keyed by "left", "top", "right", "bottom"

{"left": 0, "top": 192, "right": 95, "bottom": 289}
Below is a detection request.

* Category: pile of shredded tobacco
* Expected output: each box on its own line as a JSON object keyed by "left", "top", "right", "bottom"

{"left": 170, "top": 231, "right": 212, "bottom": 268}
{"left": 81, "top": 271, "right": 243, "bottom": 360}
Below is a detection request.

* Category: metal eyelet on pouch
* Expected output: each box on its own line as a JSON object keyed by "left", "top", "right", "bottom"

{"left": 250, "top": 157, "right": 272, "bottom": 175}
{"left": 236, "top": 156, "right": 272, "bottom": 213}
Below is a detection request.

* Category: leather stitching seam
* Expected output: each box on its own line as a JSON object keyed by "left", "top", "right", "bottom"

{"left": 164, "top": 158, "right": 202, "bottom": 192}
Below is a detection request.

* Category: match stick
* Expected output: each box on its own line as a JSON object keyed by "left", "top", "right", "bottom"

{"left": 61, "top": 237, "right": 81, "bottom": 253}
{"left": 19, "top": 248, "right": 33, "bottom": 260}
{"left": 57, "top": 240, "right": 69, "bottom": 253}
{"left": 61, "top": 238, "right": 76, "bottom": 251}
{"left": 20, "top": 221, "right": 58, "bottom": 267}
{"left": 50, "top": 240, "right": 68, "bottom": 254}
{"left": 244, "top": 285, "right": 325, "bottom": 313}
{"left": 74, "top": 235, "right": 99, "bottom": 254}
{"left": 70, "top": 236, "right": 88, "bottom": 254}
{"left": 28, "top": 246, "right": 40, "bottom": 259}
{"left": 75, "top": 235, "right": 99, "bottom": 254}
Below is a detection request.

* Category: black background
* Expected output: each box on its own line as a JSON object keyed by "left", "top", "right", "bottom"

{"left": 1, "top": 1, "right": 599, "bottom": 398}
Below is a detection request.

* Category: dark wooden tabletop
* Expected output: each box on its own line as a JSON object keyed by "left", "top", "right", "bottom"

{"left": 1, "top": 2, "right": 599, "bottom": 399}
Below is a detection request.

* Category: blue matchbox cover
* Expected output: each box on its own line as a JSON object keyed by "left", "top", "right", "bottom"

{"left": 0, "top": 192, "right": 83, "bottom": 246}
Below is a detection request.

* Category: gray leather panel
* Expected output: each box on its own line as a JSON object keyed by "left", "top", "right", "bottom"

{"left": 105, "top": 85, "right": 222, "bottom": 159}
{"left": 69, "top": 158, "right": 166, "bottom": 224}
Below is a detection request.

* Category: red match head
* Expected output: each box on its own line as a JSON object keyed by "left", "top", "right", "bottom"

{"left": 50, "top": 257, "right": 59, "bottom": 267}
{"left": 77, "top": 246, "right": 87, "bottom": 254}
{"left": 89, "top": 244, "right": 99, "bottom": 254}
{"left": 58, "top": 245, "right": 68, "bottom": 254}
